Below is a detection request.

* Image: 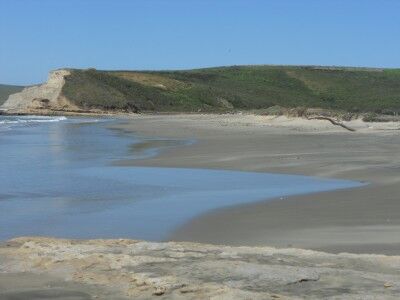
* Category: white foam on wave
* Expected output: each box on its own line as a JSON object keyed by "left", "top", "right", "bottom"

{"left": 0, "top": 115, "right": 111, "bottom": 131}
{"left": 0, "top": 116, "right": 68, "bottom": 126}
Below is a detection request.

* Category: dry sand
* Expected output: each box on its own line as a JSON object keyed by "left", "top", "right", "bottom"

{"left": 111, "top": 113, "right": 400, "bottom": 255}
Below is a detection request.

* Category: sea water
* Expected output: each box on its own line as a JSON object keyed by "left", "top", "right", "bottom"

{"left": 0, "top": 116, "right": 364, "bottom": 241}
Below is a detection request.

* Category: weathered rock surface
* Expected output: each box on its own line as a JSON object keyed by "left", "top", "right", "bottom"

{"left": 0, "top": 69, "right": 79, "bottom": 114}
{"left": 1, "top": 237, "right": 399, "bottom": 299}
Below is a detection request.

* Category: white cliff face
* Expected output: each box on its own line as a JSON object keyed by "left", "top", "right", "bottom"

{"left": 1, "top": 69, "right": 75, "bottom": 112}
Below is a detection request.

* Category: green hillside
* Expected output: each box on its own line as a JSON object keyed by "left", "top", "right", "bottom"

{"left": 0, "top": 84, "right": 24, "bottom": 105}
{"left": 62, "top": 66, "right": 400, "bottom": 114}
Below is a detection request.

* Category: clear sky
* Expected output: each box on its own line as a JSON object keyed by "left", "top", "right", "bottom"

{"left": 1, "top": 0, "right": 399, "bottom": 85}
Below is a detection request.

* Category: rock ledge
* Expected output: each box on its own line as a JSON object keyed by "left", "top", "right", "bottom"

{"left": 1, "top": 237, "right": 399, "bottom": 299}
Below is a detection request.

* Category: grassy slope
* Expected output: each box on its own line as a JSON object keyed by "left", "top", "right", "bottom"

{"left": 61, "top": 66, "right": 400, "bottom": 113}
{"left": 0, "top": 84, "right": 25, "bottom": 105}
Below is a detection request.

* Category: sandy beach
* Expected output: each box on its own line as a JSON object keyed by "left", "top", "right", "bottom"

{"left": 1, "top": 113, "right": 400, "bottom": 299}
{"left": 111, "top": 113, "right": 400, "bottom": 255}
{"left": 2, "top": 0, "right": 399, "bottom": 297}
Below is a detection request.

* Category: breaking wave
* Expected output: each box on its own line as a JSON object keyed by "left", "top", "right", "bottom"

{"left": 0, "top": 116, "right": 68, "bottom": 131}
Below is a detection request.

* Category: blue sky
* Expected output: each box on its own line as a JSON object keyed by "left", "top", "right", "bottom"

{"left": 1, "top": 0, "right": 399, "bottom": 85}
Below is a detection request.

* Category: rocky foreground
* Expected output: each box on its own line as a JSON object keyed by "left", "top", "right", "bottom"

{"left": 0, "top": 237, "right": 399, "bottom": 299}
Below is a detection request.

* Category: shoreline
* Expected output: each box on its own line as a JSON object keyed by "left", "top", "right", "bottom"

{"left": 2, "top": 113, "right": 400, "bottom": 299}
{"left": 2, "top": 112, "right": 399, "bottom": 254}
{"left": 108, "top": 113, "right": 400, "bottom": 254}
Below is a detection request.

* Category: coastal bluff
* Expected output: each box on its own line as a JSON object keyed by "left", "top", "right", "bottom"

{"left": 1, "top": 237, "right": 399, "bottom": 299}
{"left": 0, "top": 69, "right": 80, "bottom": 114}
{"left": 2, "top": 65, "right": 400, "bottom": 115}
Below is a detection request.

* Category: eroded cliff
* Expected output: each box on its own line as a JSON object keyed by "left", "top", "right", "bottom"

{"left": 1, "top": 69, "right": 79, "bottom": 114}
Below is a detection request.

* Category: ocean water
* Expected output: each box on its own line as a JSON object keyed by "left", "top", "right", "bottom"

{"left": 0, "top": 116, "right": 365, "bottom": 241}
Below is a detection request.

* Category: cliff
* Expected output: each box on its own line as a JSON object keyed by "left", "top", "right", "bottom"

{"left": 2, "top": 65, "right": 400, "bottom": 115}
{"left": 0, "top": 69, "right": 81, "bottom": 114}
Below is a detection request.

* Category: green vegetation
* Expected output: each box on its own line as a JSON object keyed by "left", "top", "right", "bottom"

{"left": 0, "top": 84, "right": 24, "bottom": 105}
{"left": 61, "top": 66, "right": 400, "bottom": 113}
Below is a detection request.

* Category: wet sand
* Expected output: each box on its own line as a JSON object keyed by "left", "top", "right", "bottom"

{"left": 2, "top": 113, "right": 400, "bottom": 299}
{"left": 111, "top": 114, "right": 400, "bottom": 254}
